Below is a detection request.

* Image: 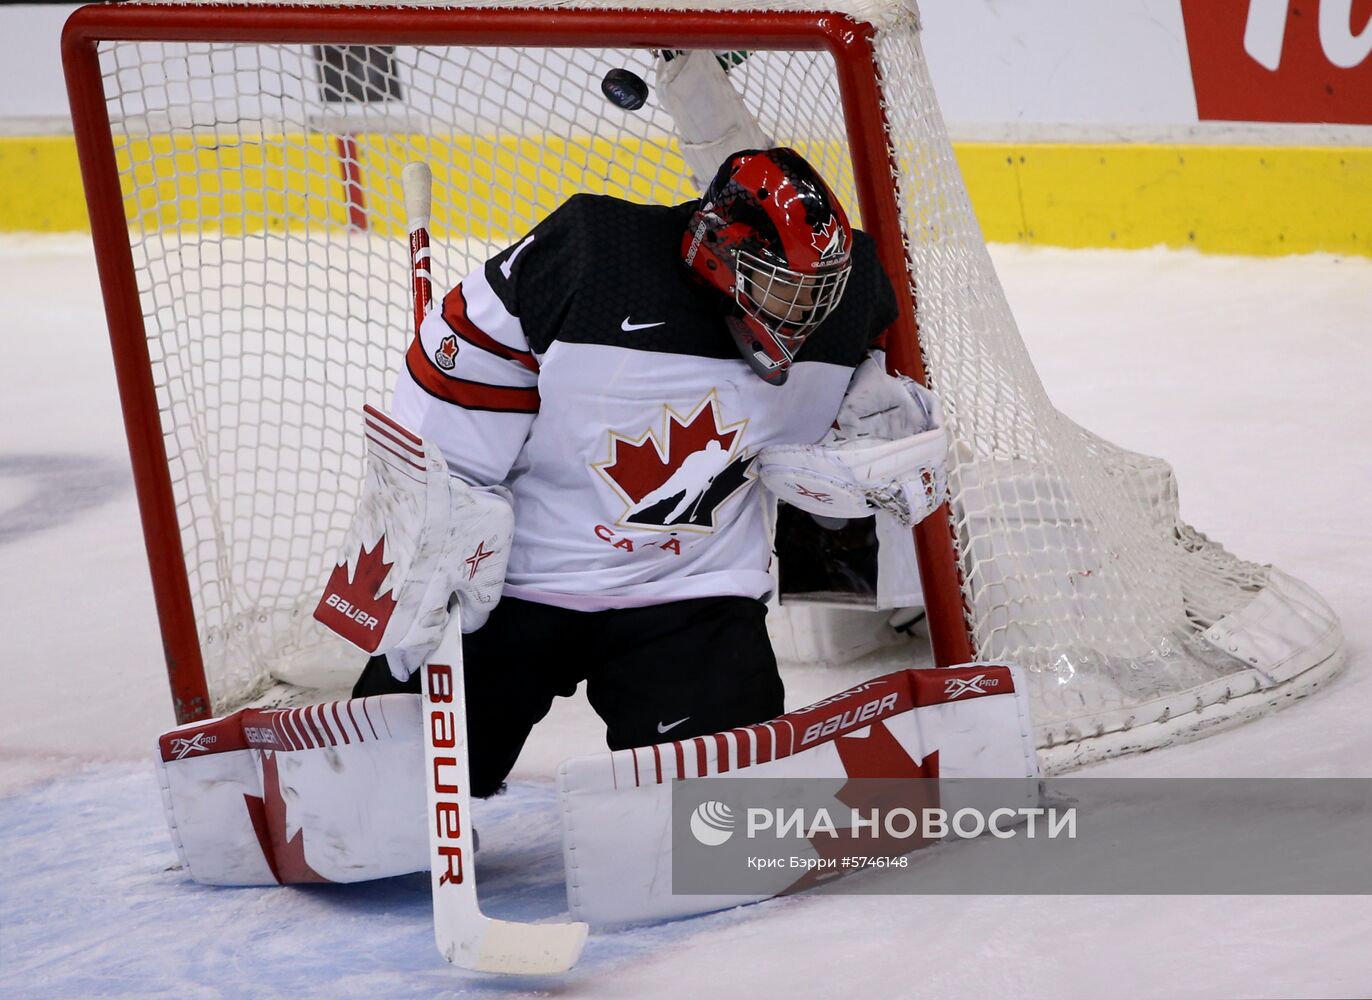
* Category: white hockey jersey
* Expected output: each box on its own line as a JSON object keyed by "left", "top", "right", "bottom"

{"left": 391, "top": 194, "right": 897, "bottom": 611}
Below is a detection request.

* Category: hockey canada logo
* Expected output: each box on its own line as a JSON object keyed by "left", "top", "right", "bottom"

{"left": 811, "top": 215, "right": 846, "bottom": 262}
{"left": 434, "top": 334, "right": 459, "bottom": 370}
{"left": 594, "top": 394, "right": 755, "bottom": 533}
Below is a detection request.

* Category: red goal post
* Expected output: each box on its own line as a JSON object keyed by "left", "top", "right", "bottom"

{"left": 61, "top": 0, "right": 1343, "bottom": 769}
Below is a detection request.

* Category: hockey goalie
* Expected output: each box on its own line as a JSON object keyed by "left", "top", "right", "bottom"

{"left": 155, "top": 51, "right": 1038, "bottom": 972}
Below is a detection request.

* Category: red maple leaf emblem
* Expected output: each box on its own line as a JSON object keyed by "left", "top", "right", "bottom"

{"left": 243, "top": 748, "right": 329, "bottom": 884}
{"left": 312, "top": 538, "right": 397, "bottom": 653}
{"left": 597, "top": 397, "right": 741, "bottom": 504}
{"left": 435, "top": 334, "right": 458, "bottom": 369}
{"left": 783, "top": 729, "right": 939, "bottom": 896}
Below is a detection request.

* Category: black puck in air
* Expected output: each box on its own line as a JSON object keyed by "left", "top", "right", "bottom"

{"left": 601, "top": 68, "right": 649, "bottom": 111}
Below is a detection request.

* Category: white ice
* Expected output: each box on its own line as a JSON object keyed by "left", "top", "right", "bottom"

{"left": 1, "top": 236, "right": 1369, "bottom": 998}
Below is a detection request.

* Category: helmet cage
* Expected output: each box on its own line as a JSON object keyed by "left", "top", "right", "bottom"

{"left": 733, "top": 248, "right": 852, "bottom": 367}
{"left": 682, "top": 148, "right": 857, "bottom": 382}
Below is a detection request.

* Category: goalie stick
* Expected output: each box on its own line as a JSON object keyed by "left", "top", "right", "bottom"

{"left": 420, "top": 615, "right": 587, "bottom": 973}
{"left": 404, "top": 161, "right": 434, "bottom": 336}
{"left": 403, "top": 161, "right": 588, "bottom": 974}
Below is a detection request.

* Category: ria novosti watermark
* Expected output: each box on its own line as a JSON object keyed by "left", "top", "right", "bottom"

{"left": 672, "top": 778, "right": 1372, "bottom": 896}
{"left": 690, "top": 799, "right": 1076, "bottom": 846}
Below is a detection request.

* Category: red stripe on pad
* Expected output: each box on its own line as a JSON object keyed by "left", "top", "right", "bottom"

{"left": 755, "top": 725, "right": 773, "bottom": 765}
{"left": 331, "top": 703, "right": 350, "bottom": 745}
{"left": 365, "top": 428, "right": 427, "bottom": 473}
{"left": 732, "top": 728, "right": 751, "bottom": 769}
{"left": 363, "top": 403, "right": 422, "bottom": 445}
{"left": 713, "top": 733, "right": 730, "bottom": 774}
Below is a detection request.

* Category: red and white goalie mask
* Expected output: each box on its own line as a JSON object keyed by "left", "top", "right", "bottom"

{"left": 682, "top": 148, "right": 854, "bottom": 385}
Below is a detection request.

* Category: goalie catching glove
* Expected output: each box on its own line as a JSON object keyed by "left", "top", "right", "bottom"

{"left": 314, "top": 405, "right": 513, "bottom": 679}
{"left": 757, "top": 357, "right": 949, "bottom": 526}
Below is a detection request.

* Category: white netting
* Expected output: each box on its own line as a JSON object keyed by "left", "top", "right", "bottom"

{"left": 87, "top": 0, "right": 1343, "bottom": 763}
{"left": 871, "top": 24, "right": 1342, "bottom": 759}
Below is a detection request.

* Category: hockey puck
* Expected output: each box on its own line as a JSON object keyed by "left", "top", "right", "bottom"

{"left": 601, "top": 67, "right": 649, "bottom": 111}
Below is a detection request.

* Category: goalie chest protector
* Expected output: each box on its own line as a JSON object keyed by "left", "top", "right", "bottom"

{"left": 394, "top": 194, "right": 899, "bottom": 609}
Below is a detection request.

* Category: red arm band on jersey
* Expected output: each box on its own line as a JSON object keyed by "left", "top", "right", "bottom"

{"left": 405, "top": 338, "right": 541, "bottom": 414}
{"left": 442, "top": 285, "right": 540, "bottom": 373}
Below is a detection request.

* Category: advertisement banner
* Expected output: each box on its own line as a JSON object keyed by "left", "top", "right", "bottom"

{"left": 1182, "top": 0, "right": 1372, "bottom": 124}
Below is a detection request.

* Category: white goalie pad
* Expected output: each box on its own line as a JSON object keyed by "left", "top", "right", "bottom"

{"left": 558, "top": 663, "right": 1038, "bottom": 926}
{"left": 158, "top": 666, "right": 1034, "bottom": 926}
{"left": 655, "top": 48, "right": 773, "bottom": 188}
{"left": 313, "top": 405, "right": 513, "bottom": 673}
{"left": 155, "top": 696, "right": 426, "bottom": 886}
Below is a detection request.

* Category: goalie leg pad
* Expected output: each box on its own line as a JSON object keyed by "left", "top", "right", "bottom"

{"left": 156, "top": 696, "right": 427, "bottom": 885}
{"left": 558, "top": 663, "right": 1037, "bottom": 926}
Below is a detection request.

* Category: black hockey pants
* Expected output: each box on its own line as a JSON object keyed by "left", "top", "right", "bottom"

{"left": 352, "top": 595, "right": 784, "bottom": 797}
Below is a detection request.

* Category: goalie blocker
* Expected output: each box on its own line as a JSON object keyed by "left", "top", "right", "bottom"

{"left": 156, "top": 662, "right": 1036, "bottom": 923}
{"left": 312, "top": 405, "right": 513, "bottom": 679}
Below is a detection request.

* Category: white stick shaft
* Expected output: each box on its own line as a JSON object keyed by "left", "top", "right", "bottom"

{"left": 420, "top": 611, "right": 587, "bottom": 975}
{"left": 421, "top": 614, "right": 481, "bottom": 952}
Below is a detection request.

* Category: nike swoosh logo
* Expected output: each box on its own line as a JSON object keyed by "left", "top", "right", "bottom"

{"left": 622, "top": 317, "right": 666, "bottom": 332}
{"left": 656, "top": 717, "right": 690, "bottom": 734}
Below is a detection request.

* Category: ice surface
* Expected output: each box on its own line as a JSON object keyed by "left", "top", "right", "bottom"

{"left": 2, "top": 236, "right": 1369, "bottom": 997}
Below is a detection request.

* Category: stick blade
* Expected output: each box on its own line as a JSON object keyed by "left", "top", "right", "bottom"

{"left": 452, "top": 917, "right": 588, "bottom": 975}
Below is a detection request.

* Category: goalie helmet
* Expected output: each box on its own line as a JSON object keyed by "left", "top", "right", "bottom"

{"left": 682, "top": 148, "right": 854, "bottom": 385}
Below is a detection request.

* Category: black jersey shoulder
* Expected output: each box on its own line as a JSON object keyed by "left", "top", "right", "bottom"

{"left": 483, "top": 194, "right": 734, "bottom": 359}
{"left": 484, "top": 193, "right": 896, "bottom": 364}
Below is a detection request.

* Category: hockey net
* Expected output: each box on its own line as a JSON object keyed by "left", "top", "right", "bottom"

{"left": 63, "top": 0, "right": 1344, "bottom": 769}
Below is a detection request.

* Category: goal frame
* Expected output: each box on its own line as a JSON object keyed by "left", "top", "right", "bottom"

{"left": 61, "top": 2, "right": 976, "bottom": 723}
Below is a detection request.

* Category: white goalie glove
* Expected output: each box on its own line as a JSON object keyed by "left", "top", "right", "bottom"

{"left": 757, "top": 357, "right": 949, "bottom": 526}
{"left": 314, "top": 405, "right": 513, "bottom": 679}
